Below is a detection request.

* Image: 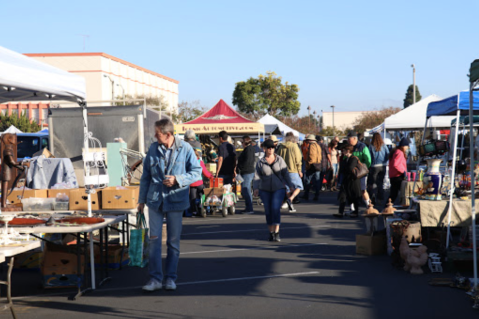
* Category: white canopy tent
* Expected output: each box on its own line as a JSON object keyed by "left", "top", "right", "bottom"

{"left": 384, "top": 95, "right": 448, "bottom": 130}
{"left": 2, "top": 125, "right": 22, "bottom": 134}
{"left": 258, "top": 114, "right": 306, "bottom": 140}
{"left": 0, "top": 46, "right": 86, "bottom": 103}
{"left": 0, "top": 46, "right": 104, "bottom": 294}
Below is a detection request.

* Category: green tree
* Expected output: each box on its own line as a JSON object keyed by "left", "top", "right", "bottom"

{"left": 232, "top": 71, "right": 300, "bottom": 119}
{"left": 353, "top": 106, "right": 401, "bottom": 134}
{"left": 403, "top": 85, "right": 422, "bottom": 108}
{"left": 0, "top": 112, "right": 41, "bottom": 132}
{"left": 115, "top": 94, "right": 169, "bottom": 111}
{"left": 177, "top": 100, "right": 208, "bottom": 123}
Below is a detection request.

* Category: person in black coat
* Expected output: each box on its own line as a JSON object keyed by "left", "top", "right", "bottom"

{"left": 334, "top": 144, "right": 361, "bottom": 218}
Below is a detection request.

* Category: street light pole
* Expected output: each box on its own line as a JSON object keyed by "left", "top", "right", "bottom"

{"left": 307, "top": 105, "right": 311, "bottom": 132}
{"left": 103, "top": 74, "right": 115, "bottom": 100}
{"left": 313, "top": 110, "right": 317, "bottom": 133}
{"left": 411, "top": 64, "right": 416, "bottom": 104}
{"left": 331, "top": 105, "right": 335, "bottom": 133}
{"left": 116, "top": 83, "right": 125, "bottom": 105}
{"left": 317, "top": 114, "right": 320, "bottom": 132}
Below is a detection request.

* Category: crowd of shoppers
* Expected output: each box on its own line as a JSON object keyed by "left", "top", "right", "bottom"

{"left": 138, "top": 120, "right": 412, "bottom": 291}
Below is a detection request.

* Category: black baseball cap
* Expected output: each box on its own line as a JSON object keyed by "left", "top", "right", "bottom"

{"left": 347, "top": 130, "right": 358, "bottom": 138}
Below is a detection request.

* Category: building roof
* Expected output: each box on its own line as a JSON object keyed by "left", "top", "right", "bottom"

{"left": 24, "top": 52, "right": 179, "bottom": 84}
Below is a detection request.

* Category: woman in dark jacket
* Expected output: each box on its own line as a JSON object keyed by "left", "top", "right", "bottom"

{"left": 334, "top": 144, "right": 361, "bottom": 218}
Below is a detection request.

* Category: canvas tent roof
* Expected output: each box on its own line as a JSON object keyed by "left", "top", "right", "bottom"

{"left": 2, "top": 125, "right": 22, "bottom": 134}
{"left": 257, "top": 114, "right": 306, "bottom": 140}
{"left": 427, "top": 90, "right": 479, "bottom": 117}
{"left": 175, "top": 99, "right": 264, "bottom": 134}
{"left": 264, "top": 124, "right": 281, "bottom": 135}
{"left": 383, "top": 95, "right": 453, "bottom": 129}
{"left": 0, "top": 46, "right": 86, "bottom": 103}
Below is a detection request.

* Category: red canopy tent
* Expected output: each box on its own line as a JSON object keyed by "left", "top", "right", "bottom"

{"left": 175, "top": 99, "right": 264, "bottom": 135}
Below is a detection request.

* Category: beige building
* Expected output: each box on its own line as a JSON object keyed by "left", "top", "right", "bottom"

{"left": 322, "top": 111, "right": 374, "bottom": 131}
{"left": 24, "top": 52, "right": 179, "bottom": 112}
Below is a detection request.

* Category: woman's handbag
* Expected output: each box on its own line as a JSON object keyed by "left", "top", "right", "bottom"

{"left": 352, "top": 156, "right": 369, "bottom": 179}
{"left": 129, "top": 212, "right": 149, "bottom": 268}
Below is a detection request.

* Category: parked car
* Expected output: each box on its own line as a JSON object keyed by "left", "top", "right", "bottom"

{"left": 17, "top": 132, "right": 49, "bottom": 161}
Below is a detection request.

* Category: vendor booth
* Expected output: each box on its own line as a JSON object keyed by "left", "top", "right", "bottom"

{"left": 258, "top": 114, "right": 305, "bottom": 140}
{"left": 175, "top": 99, "right": 265, "bottom": 135}
{"left": 0, "top": 46, "right": 135, "bottom": 308}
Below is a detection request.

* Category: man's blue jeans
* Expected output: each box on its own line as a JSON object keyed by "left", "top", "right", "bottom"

{"left": 241, "top": 173, "right": 254, "bottom": 212}
{"left": 304, "top": 170, "right": 321, "bottom": 197}
{"left": 148, "top": 209, "right": 183, "bottom": 283}
{"left": 259, "top": 188, "right": 285, "bottom": 225}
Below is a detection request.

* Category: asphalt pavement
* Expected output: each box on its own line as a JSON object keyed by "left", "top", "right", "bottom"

{"left": 2, "top": 192, "right": 478, "bottom": 319}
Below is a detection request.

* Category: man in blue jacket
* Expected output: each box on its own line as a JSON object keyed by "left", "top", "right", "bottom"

{"left": 138, "top": 119, "right": 201, "bottom": 292}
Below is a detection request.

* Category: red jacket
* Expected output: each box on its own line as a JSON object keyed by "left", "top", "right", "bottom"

{"left": 389, "top": 149, "right": 406, "bottom": 178}
{"left": 191, "top": 159, "right": 213, "bottom": 187}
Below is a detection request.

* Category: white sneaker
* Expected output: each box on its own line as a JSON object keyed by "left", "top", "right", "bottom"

{"left": 142, "top": 279, "right": 162, "bottom": 291}
{"left": 165, "top": 278, "right": 177, "bottom": 291}
{"left": 281, "top": 202, "right": 288, "bottom": 209}
{"left": 289, "top": 204, "right": 296, "bottom": 213}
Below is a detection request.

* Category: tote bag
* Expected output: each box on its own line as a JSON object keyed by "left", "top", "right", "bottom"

{"left": 129, "top": 212, "right": 149, "bottom": 268}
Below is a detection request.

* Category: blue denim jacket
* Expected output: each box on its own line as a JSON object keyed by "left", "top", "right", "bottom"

{"left": 368, "top": 144, "right": 390, "bottom": 167}
{"left": 139, "top": 137, "right": 202, "bottom": 212}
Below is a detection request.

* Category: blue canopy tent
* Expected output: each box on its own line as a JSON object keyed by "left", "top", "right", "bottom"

{"left": 412, "top": 90, "right": 479, "bottom": 254}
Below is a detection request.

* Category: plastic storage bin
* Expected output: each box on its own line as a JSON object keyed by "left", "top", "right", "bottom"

{"left": 21, "top": 198, "right": 56, "bottom": 211}
{"left": 53, "top": 201, "right": 69, "bottom": 211}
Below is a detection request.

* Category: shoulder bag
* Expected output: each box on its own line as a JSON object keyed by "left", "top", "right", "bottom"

{"left": 352, "top": 156, "right": 369, "bottom": 179}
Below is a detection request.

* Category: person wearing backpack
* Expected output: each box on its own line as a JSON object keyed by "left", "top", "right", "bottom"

{"left": 302, "top": 134, "right": 322, "bottom": 200}
{"left": 333, "top": 143, "right": 361, "bottom": 218}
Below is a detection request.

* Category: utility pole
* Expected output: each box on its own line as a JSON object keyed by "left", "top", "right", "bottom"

{"left": 331, "top": 105, "right": 335, "bottom": 133}
{"left": 78, "top": 34, "right": 90, "bottom": 52}
{"left": 307, "top": 105, "right": 311, "bottom": 132}
{"left": 411, "top": 64, "right": 416, "bottom": 104}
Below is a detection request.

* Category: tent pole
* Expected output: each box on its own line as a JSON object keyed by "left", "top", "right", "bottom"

{"left": 460, "top": 121, "right": 466, "bottom": 159}
{"left": 446, "top": 109, "right": 461, "bottom": 248}
{"left": 411, "top": 117, "right": 429, "bottom": 207}
{"left": 470, "top": 81, "right": 478, "bottom": 290}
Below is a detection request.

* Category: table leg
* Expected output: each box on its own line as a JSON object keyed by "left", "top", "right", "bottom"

{"left": 99, "top": 228, "right": 104, "bottom": 281}
{"left": 99, "top": 226, "right": 111, "bottom": 286}
{"left": 120, "top": 220, "right": 126, "bottom": 270}
{"left": 7, "top": 257, "right": 16, "bottom": 319}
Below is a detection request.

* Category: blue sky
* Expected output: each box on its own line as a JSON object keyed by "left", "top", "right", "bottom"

{"left": 3, "top": 0, "right": 479, "bottom": 116}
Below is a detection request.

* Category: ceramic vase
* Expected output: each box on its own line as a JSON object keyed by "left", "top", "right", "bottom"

{"left": 423, "top": 159, "right": 442, "bottom": 200}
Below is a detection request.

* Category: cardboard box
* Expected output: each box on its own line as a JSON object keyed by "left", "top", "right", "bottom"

{"left": 205, "top": 163, "right": 216, "bottom": 174}
{"left": 42, "top": 274, "right": 82, "bottom": 288}
{"left": 33, "top": 148, "right": 55, "bottom": 158}
{"left": 209, "top": 177, "right": 223, "bottom": 188}
{"left": 204, "top": 187, "right": 224, "bottom": 197}
{"left": 14, "top": 250, "right": 43, "bottom": 269}
{"left": 95, "top": 245, "right": 129, "bottom": 270}
{"left": 7, "top": 189, "right": 48, "bottom": 205}
{"left": 356, "top": 233, "right": 387, "bottom": 256}
{"left": 69, "top": 188, "right": 101, "bottom": 210}
{"left": 101, "top": 186, "right": 139, "bottom": 209}
{"left": 42, "top": 250, "right": 84, "bottom": 275}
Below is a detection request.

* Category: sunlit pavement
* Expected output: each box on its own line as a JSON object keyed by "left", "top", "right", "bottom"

{"left": 5, "top": 192, "right": 477, "bottom": 319}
